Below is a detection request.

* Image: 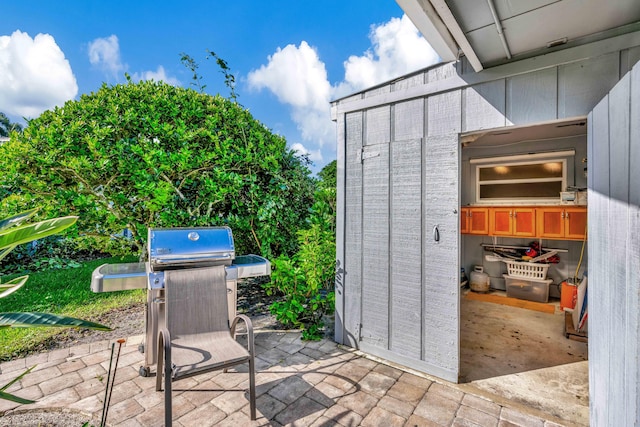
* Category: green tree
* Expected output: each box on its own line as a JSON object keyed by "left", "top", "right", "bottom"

{"left": 0, "top": 79, "right": 314, "bottom": 259}
{"left": 0, "top": 112, "right": 23, "bottom": 137}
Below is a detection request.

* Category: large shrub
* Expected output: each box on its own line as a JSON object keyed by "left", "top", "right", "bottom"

{"left": 264, "top": 161, "right": 336, "bottom": 340}
{"left": 0, "top": 79, "right": 314, "bottom": 258}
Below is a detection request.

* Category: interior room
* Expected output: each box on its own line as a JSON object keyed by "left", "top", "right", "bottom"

{"left": 458, "top": 118, "right": 590, "bottom": 423}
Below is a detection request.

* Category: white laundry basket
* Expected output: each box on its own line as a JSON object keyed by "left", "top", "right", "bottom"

{"left": 503, "top": 260, "right": 550, "bottom": 280}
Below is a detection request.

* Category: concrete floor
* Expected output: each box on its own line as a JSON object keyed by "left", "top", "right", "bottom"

{"left": 459, "top": 290, "right": 589, "bottom": 426}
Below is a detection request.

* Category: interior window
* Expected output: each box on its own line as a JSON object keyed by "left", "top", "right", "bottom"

{"left": 475, "top": 157, "right": 567, "bottom": 203}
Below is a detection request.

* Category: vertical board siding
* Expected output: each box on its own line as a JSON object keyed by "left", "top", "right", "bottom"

{"left": 335, "top": 112, "right": 346, "bottom": 344}
{"left": 423, "top": 132, "right": 460, "bottom": 381}
{"left": 390, "top": 138, "right": 423, "bottom": 358}
{"left": 393, "top": 72, "right": 426, "bottom": 91}
{"left": 361, "top": 142, "right": 390, "bottom": 349}
{"left": 365, "top": 106, "right": 391, "bottom": 145}
{"left": 558, "top": 52, "right": 620, "bottom": 118}
{"left": 343, "top": 112, "right": 363, "bottom": 347}
{"left": 394, "top": 99, "right": 425, "bottom": 141}
{"left": 606, "top": 74, "right": 630, "bottom": 427}
{"left": 462, "top": 80, "right": 506, "bottom": 132}
{"left": 428, "top": 91, "right": 462, "bottom": 137}
{"left": 589, "top": 63, "right": 640, "bottom": 426}
{"left": 588, "top": 98, "right": 610, "bottom": 427}
{"left": 427, "top": 62, "right": 458, "bottom": 83}
{"left": 506, "top": 67, "right": 558, "bottom": 125}
{"left": 626, "top": 62, "right": 640, "bottom": 427}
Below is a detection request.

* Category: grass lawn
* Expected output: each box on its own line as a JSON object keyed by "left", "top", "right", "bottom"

{"left": 0, "top": 256, "right": 145, "bottom": 361}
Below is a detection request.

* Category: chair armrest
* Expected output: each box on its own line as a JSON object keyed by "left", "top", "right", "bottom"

{"left": 230, "top": 314, "right": 254, "bottom": 353}
{"left": 156, "top": 327, "right": 172, "bottom": 391}
{"left": 231, "top": 314, "right": 254, "bottom": 337}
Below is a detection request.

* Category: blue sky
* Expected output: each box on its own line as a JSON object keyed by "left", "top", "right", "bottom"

{"left": 0, "top": 1, "right": 439, "bottom": 172}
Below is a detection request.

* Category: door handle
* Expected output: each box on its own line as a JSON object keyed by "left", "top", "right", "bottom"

{"left": 433, "top": 225, "right": 440, "bottom": 242}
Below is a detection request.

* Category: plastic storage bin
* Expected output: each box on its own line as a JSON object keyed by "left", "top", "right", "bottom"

{"left": 504, "top": 274, "right": 553, "bottom": 303}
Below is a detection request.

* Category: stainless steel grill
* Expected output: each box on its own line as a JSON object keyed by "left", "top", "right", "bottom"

{"left": 91, "top": 226, "right": 270, "bottom": 377}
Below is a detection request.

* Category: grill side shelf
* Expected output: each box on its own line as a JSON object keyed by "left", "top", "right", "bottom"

{"left": 91, "top": 262, "right": 148, "bottom": 292}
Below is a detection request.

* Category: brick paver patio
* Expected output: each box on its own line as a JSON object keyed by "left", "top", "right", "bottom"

{"left": 0, "top": 331, "right": 581, "bottom": 426}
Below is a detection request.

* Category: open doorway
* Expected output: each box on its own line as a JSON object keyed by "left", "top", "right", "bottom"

{"left": 458, "top": 118, "right": 590, "bottom": 423}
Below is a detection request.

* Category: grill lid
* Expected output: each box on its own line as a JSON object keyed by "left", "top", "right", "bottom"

{"left": 148, "top": 227, "right": 235, "bottom": 270}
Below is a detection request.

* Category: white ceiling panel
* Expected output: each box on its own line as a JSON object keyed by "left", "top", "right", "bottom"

{"left": 399, "top": 0, "right": 640, "bottom": 71}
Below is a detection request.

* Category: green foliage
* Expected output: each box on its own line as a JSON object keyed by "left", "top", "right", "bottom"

{"left": 316, "top": 160, "right": 336, "bottom": 188}
{"left": 264, "top": 162, "right": 336, "bottom": 340}
{"left": 0, "top": 235, "right": 100, "bottom": 275}
{"left": 0, "top": 79, "right": 314, "bottom": 259}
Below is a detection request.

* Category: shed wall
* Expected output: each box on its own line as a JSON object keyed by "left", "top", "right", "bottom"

{"left": 588, "top": 61, "right": 640, "bottom": 426}
{"left": 334, "top": 35, "right": 640, "bottom": 383}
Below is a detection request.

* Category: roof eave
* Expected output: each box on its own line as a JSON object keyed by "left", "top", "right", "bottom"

{"left": 397, "top": 0, "right": 484, "bottom": 72}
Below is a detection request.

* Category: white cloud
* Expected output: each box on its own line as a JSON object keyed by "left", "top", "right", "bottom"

{"left": 343, "top": 15, "right": 439, "bottom": 90}
{"left": 132, "top": 65, "right": 180, "bottom": 86}
{"left": 0, "top": 30, "right": 78, "bottom": 119}
{"left": 88, "top": 35, "right": 124, "bottom": 76}
{"left": 247, "top": 14, "right": 439, "bottom": 167}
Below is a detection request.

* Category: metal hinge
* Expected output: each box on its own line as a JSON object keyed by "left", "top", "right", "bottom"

{"left": 358, "top": 148, "right": 380, "bottom": 163}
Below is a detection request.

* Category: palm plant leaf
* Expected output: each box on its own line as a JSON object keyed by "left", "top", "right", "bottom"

{"left": 0, "top": 275, "right": 29, "bottom": 299}
{"left": 0, "top": 312, "right": 111, "bottom": 331}
{"left": 0, "top": 216, "right": 78, "bottom": 250}
{"left": 0, "top": 365, "right": 36, "bottom": 404}
{"left": 0, "top": 245, "right": 17, "bottom": 264}
{"left": 0, "top": 208, "right": 39, "bottom": 230}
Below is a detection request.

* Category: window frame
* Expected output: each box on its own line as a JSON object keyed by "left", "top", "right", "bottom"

{"left": 472, "top": 152, "right": 571, "bottom": 205}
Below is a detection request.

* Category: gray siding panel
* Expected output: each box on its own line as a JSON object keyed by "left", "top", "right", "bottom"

{"left": 361, "top": 142, "right": 390, "bottom": 349}
{"left": 588, "top": 97, "right": 610, "bottom": 427}
{"left": 343, "top": 112, "right": 363, "bottom": 347}
{"left": 627, "top": 62, "right": 640, "bottom": 427}
{"left": 606, "top": 73, "right": 630, "bottom": 427}
{"left": 428, "top": 91, "right": 462, "bottom": 137}
{"left": 365, "top": 106, "right": 391, "bottom": 145}
{"left": 506, "top": 67, "right": 558, "bottom": 124}
{"left": 390, "top": 138, "right": 422, "bottom": 358}
{"left": 462, "top": 80, "right": 506, "bottom": 132}
{"left": 335, "top": 111, "right": 346, "bottom": 344}
{"left": 589, "top": 63, "right": 640, "bottom": 426}
{"left": 558, "top": 52, "right": 620, "bottom": 118}
{"left": 423, "top": 132, "right": 460, "bottom": 381}
{"left": 394, "top": 99, "right": 425, "bottom": 141}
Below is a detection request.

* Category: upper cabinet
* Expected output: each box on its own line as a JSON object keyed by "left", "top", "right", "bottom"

{"left": 462, "top": 206, "right": 586, "bottom": 240}
{"left": 489, "top": 207, "right": 536, "bottom": 237}
{"left": 461, "top": 207, "right": 489, "bottom": 235}
{"left": 536, "top": 207, "right": 587, "bottom": 240}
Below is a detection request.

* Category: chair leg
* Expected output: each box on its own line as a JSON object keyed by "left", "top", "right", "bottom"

{"left": 157, "top": 330, "right": 173, "bottom": 427}
{"left": 249, "top": 353, "right": 256, "bottom": 420}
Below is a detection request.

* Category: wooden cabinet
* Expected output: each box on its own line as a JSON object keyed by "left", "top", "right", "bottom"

{"left": 489, "top": 207, "right": 536, "bottom": 237}
{"left": 462, "top": 205, "right": 587, "bottom": 240}
{"left": 537, "top": 207, "right": 587, "bottom": 240}
{"left": 461, "top": 207, "right": 489, "bottom": 234}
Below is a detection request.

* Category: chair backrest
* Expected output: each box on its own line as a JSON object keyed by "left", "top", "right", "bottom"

{"left": 164, "top": 266, "right": 230, "bottom": 337}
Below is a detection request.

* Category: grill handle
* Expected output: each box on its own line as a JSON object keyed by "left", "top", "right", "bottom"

{"left": 151, "top": 253, "right": 233, "bottom": 267}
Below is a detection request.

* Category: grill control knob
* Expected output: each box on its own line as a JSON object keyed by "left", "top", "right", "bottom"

{"left": 188, "top": 231, "right": 200, "bottom": 241}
